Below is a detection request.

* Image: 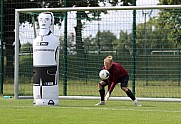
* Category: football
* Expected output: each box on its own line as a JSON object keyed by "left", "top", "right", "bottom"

{"left": 99, "top": 69, "right": 110, "bottom": 80}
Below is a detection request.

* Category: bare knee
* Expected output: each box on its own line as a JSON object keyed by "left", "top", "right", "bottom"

{"left": 121, "top": 87, "right": 128, "bottom": 92}
{"left": 98, "top": 81, "right": 106, "bottom": 90}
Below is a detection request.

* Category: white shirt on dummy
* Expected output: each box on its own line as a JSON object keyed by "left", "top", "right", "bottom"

{"left": 33, "top": 33, "right": 59, "bottom": 66}
{"left": 33, "top": 12, "right": 59, "bottom": 67}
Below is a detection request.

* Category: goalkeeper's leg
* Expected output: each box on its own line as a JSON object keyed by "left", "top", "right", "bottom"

{"left": 95, "top": 81, "right": 107, "bottom": 105}
{"left": 120, "top": 75, "right": 141, "bottom": 106}
{"left": 122, "top": 87, "right": 141, "bottom": 106}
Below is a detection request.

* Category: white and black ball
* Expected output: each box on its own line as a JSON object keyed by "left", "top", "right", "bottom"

{"left": 99, "top": 69, "right": 110, "bottom": 80}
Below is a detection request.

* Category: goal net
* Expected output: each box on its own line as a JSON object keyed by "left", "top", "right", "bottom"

{"left": 14, "top": 5, "right": 181, "bottom": 101}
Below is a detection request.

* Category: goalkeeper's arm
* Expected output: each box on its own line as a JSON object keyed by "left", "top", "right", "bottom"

{"left": 105, "top": 82, "right": 117, "bottom": 100}
{"left": 108, "top": 82, "right": 117, "bottom": 94}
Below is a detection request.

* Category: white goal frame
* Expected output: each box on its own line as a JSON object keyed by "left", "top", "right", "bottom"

{"left": 14, "top": 5, "right": 181, "bottom": 101}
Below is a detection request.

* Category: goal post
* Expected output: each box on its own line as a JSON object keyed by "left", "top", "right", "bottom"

{"left": 14, "top": 5, "right": 181, "bottom": 101}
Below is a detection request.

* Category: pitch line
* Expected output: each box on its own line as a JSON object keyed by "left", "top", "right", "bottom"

{"left": 80, "top": 107, "right": 181, "bottom": 113}
{"left": 15, "top": 105, "right": 181, "bottom": 113}
{"left": 68, "top": 106, "right": 181, "bottom": 113}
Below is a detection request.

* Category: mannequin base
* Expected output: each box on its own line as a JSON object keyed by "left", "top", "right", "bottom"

{"left": 33, "top": 99, "right": 59, "bottom": 106}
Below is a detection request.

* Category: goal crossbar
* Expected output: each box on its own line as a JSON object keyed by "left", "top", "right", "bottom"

{"left": 15, "top": 5, "right": 181, "bottom": 13}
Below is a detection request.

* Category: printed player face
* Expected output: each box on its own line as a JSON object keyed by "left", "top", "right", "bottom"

{"left": 38, "top": 13, "right": 52, "bottom": 29}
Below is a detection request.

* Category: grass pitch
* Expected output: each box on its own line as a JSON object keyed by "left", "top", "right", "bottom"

{"left": 0, "top": 98, "right": 181, "bottom": 124}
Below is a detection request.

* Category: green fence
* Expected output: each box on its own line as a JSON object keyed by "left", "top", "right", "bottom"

{"left": 0, "top": 0, "right": 4, "bottom": 94}
{"left": 2, "top": 1, "right": 181, "bottom": 99}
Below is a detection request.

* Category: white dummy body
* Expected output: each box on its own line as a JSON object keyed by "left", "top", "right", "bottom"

{"left": 33, "top": 12, "right": 59, "bottom": 106}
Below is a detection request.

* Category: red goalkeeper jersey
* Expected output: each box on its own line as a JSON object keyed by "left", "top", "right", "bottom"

{"left": 103, "top": 62, "right": 128, "bottom": 84}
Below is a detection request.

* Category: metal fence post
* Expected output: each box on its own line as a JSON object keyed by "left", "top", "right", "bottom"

{"left": 0, "top": 0, "right": 4, "bottom": 94}
{"left": 132, "top": 0, "right": 136, "bottom": 96}
{"left": 63, "top": 0, "right": 68, "bottom": 96}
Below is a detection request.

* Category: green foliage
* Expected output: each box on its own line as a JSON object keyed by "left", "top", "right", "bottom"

{"left": 20, "top": 42, "right": 32, "bottom": 53}
{"left": 113, "top": 30, "right": 131, "bottom": 54}
{"left": 157, "top": 0, "right": 181, "bottom": 47}
{"left": 105, "top": 0, "right": 134, "bottom": 6}
{"left": 96, "top": 30, "right": 117, "bottom": 51}
{"left": 84, "top": 31, "right": 117, "bottom": 51}
{"left": 158, "top": 0, "right": 181, "bottom": 5}
{"left": 155, "top": 11, "right": 181, "bottom": 47}
{"left": 84, "top": 35, "right": 97, "bottom": 51}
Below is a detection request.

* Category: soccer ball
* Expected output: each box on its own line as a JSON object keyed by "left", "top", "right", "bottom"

{"left": 99, "top": 69, "right": 110, "bottom": 80}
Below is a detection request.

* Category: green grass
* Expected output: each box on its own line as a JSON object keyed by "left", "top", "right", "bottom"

{"left": 0, "top": 98, "right": 181, "bottom": 124}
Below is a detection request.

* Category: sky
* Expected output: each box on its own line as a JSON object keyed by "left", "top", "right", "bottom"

{"left": 19, "top": 0, "right": 159, "bottom": 44}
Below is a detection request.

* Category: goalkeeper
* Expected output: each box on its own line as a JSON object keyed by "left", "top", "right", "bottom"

{"left": 95, "top": 55, "right": 141, "bottom": 106}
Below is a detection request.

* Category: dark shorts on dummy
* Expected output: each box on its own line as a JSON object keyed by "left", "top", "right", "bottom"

{"left": 33, "top": 66, "right": 57, "bottom": 86}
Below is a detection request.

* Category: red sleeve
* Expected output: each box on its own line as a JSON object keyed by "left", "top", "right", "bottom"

{"left": 108, "top": 82, "right": 116, "bottom": 93}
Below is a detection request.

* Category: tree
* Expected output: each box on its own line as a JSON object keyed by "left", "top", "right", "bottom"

{"left": 59, "top": 0, "right": 134, "bottom": 56}
{"left": 128, "top": 16, "right": 177, "bottom": 55}
{"left": 84, "top": 31, "right": 117, "bottom": 52}
{"left": 96, "top": 30, "right": 117, "bottom": 51}
{"left": 156, "top": 0, "right": 181, "bottom": 47}
{"left": 113, "top": 30, "right": 131, "bottom": 55}
{"left": 134, "top": 19, "right": 169, "bottom": 54}
{"left": 45, "top": 0, "right": 134, "bottom": 79}
{"left": 83, "top": 35, "right": 97, "bottom": 52}
{"left": 62, "top": 0, "right": 103, "bottom": 56}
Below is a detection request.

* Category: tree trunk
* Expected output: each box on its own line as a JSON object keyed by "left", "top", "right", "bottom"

{"left": 74, "top": 12, "right": 86, "bottom": 79}
{"left": 75, "top": 12, "right": 84, "bottom": 56}
{"left": 4, "top": 2, "right": 15, "bottom": 78}
{"left": 4, "top": 35, "right": 15, "bottom": 78}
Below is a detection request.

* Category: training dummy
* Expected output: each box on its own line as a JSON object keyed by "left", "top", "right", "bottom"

{"left": 33, "top": 12, "right": 59, "bottom": 106}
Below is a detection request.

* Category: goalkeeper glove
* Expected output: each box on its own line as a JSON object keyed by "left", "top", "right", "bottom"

{"left": 105, "top": 91, "right": 110, "bottom": 101}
